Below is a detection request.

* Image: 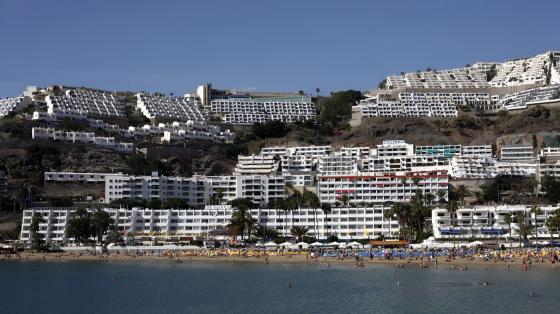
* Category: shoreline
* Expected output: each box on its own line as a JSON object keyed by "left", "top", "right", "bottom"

{"left": 4, "top": 253, "right": 559, "bottom": 271}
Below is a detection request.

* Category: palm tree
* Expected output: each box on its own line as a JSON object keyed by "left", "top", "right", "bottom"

{"left": 530, "top": 203, "right": 542, "bottom": 241}
{"left": 91, "top": 209, "right": 114, "bottom": 244}
{"left": 290, "top": 226, "right": 308, "bottom": 242}
{"left": 66, "top": 208, "right": 93, "bottom": 244}
{"left": 302, "top": 189, "right": 320, "bottom": 240}
{"left": 545, "top": 209, "right": 560, "bottom": 247}
{"left": 228, "top": 198, "right": 257, "bottom": 241}
{"left": 30, "top": 212, "right": 45, "bottom": 251}
{"left": 321, "top": 203, "right": 332, "bottom": 238}
{"left": 515, "top": 212, "right": 533, "bottom": 247}
{"left": 425, "top": 193, "right": 436, "bottom": 206}
{"left": 454, "top": 185, "right": 471, "bottom": 206}
{"left": 411, "top": 177, "right": 421, "bottom": 192}
{"left": 340, "top": 194, "right": 350, "bottom": 207}
{"left": 384, "top": 202, "right": 412, "bottom": 241}
{"left": 436, "top": 189, "right": 447, "bottom": 204}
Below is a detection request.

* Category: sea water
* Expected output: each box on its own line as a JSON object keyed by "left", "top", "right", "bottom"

{"left": 1, "top": 261, "right": 559, "bottom": 314}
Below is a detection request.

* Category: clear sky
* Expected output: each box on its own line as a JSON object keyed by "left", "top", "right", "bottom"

{"left": 1, "top": 0, "right": 558, "bottom": 98}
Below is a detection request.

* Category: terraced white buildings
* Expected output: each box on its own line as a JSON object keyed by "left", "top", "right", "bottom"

{"left": 46, "top": 89, "right": 125, "bottom": 118}
{"left": 136, "top": 93, "right": 206, "bottom": 122}
{"left": 385, "top": 51, "right": 559, "bottom": 90}
{"left": 0, "top": 96, "right": 32, "bottom": 117}
{"left": 211, "top": 96, "right": 317, "bottom": 125}
{"left": 32, "top": 127, "right": 135, "bottom": 153}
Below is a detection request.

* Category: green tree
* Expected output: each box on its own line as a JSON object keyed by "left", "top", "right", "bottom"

{"left": 227, "top": 198, "right": 258, "bottom": 241}
{"left": 106, "top": 230, "right": 124, "bottom": 244}
{"left": 66, "top": 208, "right": 93, "bottom": 244}
{"left": 252, "top": 121, "right": 288, "bottom": 139}
{"left": 340, "top": 194, "right": 350, "bottom": 207}
{"left": 30, "top": 212, "right": 45, "bottom": 251}
{"left": 514, "top": 212, "right": 533, "bottom": 246}
{"left": 541, "top": 176, "right": 560, "bottom": 203}
{"left": 319, "top": 90, "right": 363, "bottom": 125}
{"left": 302, "top": 189, "right": 320, "bottom": 240}
{"left": 454, "top": 185, "right": 471, "bottom": 206}
{"left": 91, "top": 209, "right": 114, "bottom": 244}
{"left": 321, "top": 203, "right": 332, "bottom": 237}
{"left": 290, "top": 226, "right": 309, "bottom": 242}
{"left": 545, "top": 209, "right": 560, "bottom": 246}
{"left": 147, "top": 198, "right": 162, "bottom": 209}
{"left": 436, "top": 189, "right": 447, "bottom": 204}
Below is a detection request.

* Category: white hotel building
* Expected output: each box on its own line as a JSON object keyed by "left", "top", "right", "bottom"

{"left": 20, "top": 205, "right": 400, "bottom": 243}
{"left": 0, "top": 96, "right": 32, "bottom": 117}
{"left": 32, "top": 127, "right": 135, "bottom": 154}
{"left": 317, "top": 169, "right": 449, "bottom": 205}
{"left": 44, "top": 172, "right": 286, "bottom": 208}
{"left": 46, "top": 89, "right": 125, "bottom": 119}
{"left": 211, "top": 96, "right": 317, "bottom": 125}
{"left": 432, "top": 205, "right": 560, "bottom": 240}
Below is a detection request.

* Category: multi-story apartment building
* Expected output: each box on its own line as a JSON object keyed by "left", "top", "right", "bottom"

{"left": 136, "top": 93, "right": 206, "bottom": 122}
{"left": 32, "top": 127, "right": 135, "bottom": 154}
{"left": 317, "top": 169, "right": 449, "bottom": 205}
{"left": 449, "top": 156, "right": 498, "bottom": 179}
{"left": 46, "top": 89, "right": 125, "bottom": 118}
{"left": 19, "top": 205, "right": 400, "bottom": 243}
{"left": 375, "top": 140, "right": 414, "bottom": 157}
{"left": 211, "top": 96, "right": 316, "bottom": 125}
{"left": 499, "top": 145, "right": 535, "bottom": 162}
{"left": 432, "top": 205, "right": 559, "bottom": 240}
{"left": 233, "top": 155, "right": 279, "bottom": 175}
{"left": 205, "top": 175, "right": 285, "bottom": 206}
{"left": 415, "top": 144, "right": 493, "bottom": 158}
{"left": 105, "top": 173, "right": 210, "bottom": 208}
{"left": 0, "top": 96, "right": 32, "bottom": 117}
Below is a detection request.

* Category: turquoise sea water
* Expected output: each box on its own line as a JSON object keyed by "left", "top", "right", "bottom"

{"left": 1, "top": 261, "right": 559, "bottom": 314}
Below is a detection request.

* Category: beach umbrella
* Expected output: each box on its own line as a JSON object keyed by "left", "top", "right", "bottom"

{"left": 296, "top": 242, "right": 310, "bottom": 249}
{"left": 468, "top": 241, "right": 484, "bottom": 247}
{"left": 254, "top": 241, "right": 264, "bottom": 247}
{"left": 327, "top": 242, "right": 340, "bottom": 247}
{"left": 264, "top": 242, "right": 278, "bottom": 247}
{"left": 310, "top": 242, "right": 323, "bottom": 247}
{"left": 279, "top": 242, "right": 293, "bottom": 247}
{"left": 348, "top": 241, "right": 362, "bottom": 248}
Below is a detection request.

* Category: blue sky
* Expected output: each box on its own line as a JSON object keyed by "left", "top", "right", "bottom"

{"left": 0, "top": 0, "right": 558, "bottom": 97}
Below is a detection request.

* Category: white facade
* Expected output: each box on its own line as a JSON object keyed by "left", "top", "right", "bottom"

{"left": 0, "top": 96, "right": 32, "bottom": 117}
{"left": 20, "top": 205, "right": 400, "bottom": 243}
{"left": 233, "top": 155, "right": 279, "bottom": 175}
{"left": 432, "top": 205, "right": 559, "bottom": 240}
{"left": 32, "top": 127, "right": 135, "bottom": 153}
{"left": 499, "top": 145, "right": 535, "bottom": 162}
{"left": 105, "top": 173, "right": 210, "bottom": 208}
{"left": 46, "top": 89, "right": 124, "bottom": 118}
{"left": 211, "top": 96, "right": 316, "bottom": 125}
{"left": 317, "top": 169, "right": 449, "bottom": 205}
{"left": 449, "top": 156, "right": 498, "bottom": 179}
{"left": 376, "top": 140, "right": 414, "bottom": 157}
{"left": 136, "top": 93, "right": 206, "bottom": 122}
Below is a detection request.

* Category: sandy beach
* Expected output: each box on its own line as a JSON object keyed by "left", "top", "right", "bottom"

{"left": 3, "top": 251, "right": 559, "bottom": 271}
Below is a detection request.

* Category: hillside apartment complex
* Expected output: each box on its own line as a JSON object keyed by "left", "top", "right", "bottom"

{"left": 351, "top": 51, "right": 560, "bottom": 125}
